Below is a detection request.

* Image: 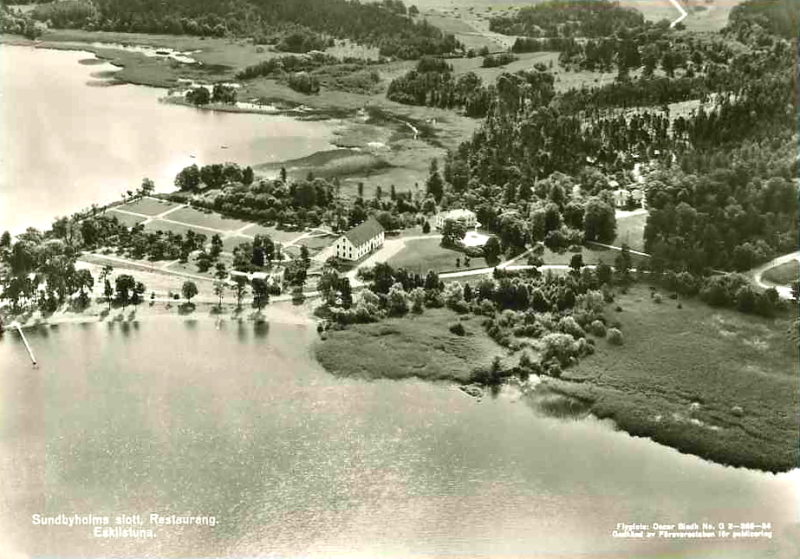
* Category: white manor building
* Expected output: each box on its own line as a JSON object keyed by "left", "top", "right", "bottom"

{"left": 612, "top": 188, "right": 644, "bottom": 208}
{"left": 335, "top": 217, "right": 385, "bottom": 262}
{"left": 434, "top": 209, "right": 478, "bottom": 230}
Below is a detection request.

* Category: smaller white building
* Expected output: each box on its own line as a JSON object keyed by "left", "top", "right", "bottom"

{"left": 335, "top": 217, "right": 385, "bottom": 262}
{"left": 229, "top": 268, "right": 284, "bottom": 287}
{"left": 434, "top": 209, "right": 477, "bottom": 230}
{"left": 612, "top": 188, "right": 631, "bottom": 208}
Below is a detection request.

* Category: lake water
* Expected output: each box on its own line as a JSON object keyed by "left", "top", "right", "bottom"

{"left": 1, "top": 318, "right": 798, "bottom": 558}
{"left": 0, "top": 45, "right": 339, "bottom": 234}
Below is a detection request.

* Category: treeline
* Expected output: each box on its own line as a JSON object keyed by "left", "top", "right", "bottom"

{"left": 489, "top": 0, "right": 644, "bottom": 38}
{"left": 481, "top": 53, "right": 517, "bottom": 68}
{"left": 656, "top": 271, "right": 786, "bottom": 318}
{"left": 557, "top": 76, "right": 711, "bottom": 112}
{"left": 511, "top": 36, "right": 579, "bottom": 53}
{"left": 30, "top": 0, "right": 458, "bottom": 59}
{"left": 236, "top": 52, "right": 346, "bottom": 80}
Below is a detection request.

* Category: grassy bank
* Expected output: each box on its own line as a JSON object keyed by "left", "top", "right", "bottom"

{"left": 763, "top": 260, "right": 799, "bottom": 287}
{"left": 314, "top": 308, "right": 505, "bottom": 383}
{"left": 550, "top": 283, "right": 799, "bottom": 472}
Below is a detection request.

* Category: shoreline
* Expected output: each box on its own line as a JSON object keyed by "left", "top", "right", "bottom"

{"left": 312, "top": 286, "right": 799, "bottom": 474}
{"left": 1, "top": 297, "right": 315, "bottom": 332}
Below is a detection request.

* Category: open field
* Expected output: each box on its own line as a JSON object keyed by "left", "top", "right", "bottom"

{"left": 551, "top": 283, "right": 799, "bottom": 472}
{"left": 164, "top": 253, "right": 235, "bottom": 280}
{"left": 257, "top": 149, "right": 390, "bottom": 182}
{"left": 315, "top": 307, "right": 505, "bottom": 382}
{"left": 614, "top": 212, "right": 647, "bottom": 252}
{"left": 762, "top": 260, "right": 799, "bottom": 287}
{"left": 681, "top": 0, "right": 748, "bottom": 32}
{"left": 388, "top": 237, "right": 492, "bottom": 274}
{"left": 246, "top": 225, "right": 302, "bottom": 243}
{"left": 117, "top": 197, "right": 180, "bottom": 216}
{"left": 106, "top": 209, "right": 147, "bottom": 228}
{"left": 166, "top": 206, "right": 252, "bottom": 232}
{"left": 143, "top": 219, "right": 210, "bottom": 238}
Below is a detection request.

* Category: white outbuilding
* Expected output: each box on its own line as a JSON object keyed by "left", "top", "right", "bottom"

{"left": 334, "top": 217, "right": 385, "bottom": 262}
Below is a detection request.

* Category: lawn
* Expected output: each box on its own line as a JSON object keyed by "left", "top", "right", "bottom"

{"left": 246, "top": 225, "right": 302, "bottom": 244}
{"left": 143, "top": 219, "right": 209, "bottom": 238}
{"left": 107, "top": 209, "right": 147, "bottom": 228}
{"left": 762, "top": 260, "right": 799, "bottom": 286}
{"left": 117, "top": 197, "right": 180, "bottom": 217}
{"left": 388, "top": 238, "right": 491, "bottom": 274}
{"left": 314, "top": 308, "right": 506, "bottom": 382}
{"left": 551, "top": 283, "right": 799, "bottom": 472}
{"left": 541, "top": 245, "right": 647, "bottom": 267}
{"left": 222, "top": 234, "right": 254, "bottom": 253}
{"left": 298, "top": 234, "right": 337, "bottom": 251}
{"left": 614, "top": 212, "right": 647, "bottom": 252}
{"left": 164, "top": 253, "right": 235, "bottom": 280}
{"left": 166, "top": 207, "right": 252, "bottom": 232}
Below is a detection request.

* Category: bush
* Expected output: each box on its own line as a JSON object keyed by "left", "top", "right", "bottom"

{"left": 559, "top": 316, "right": 585, "bottom": 338}
{"left": 287, "top": 72, "right": 321, "bottom": 94}
{"left": 653, "top": 293, "right": 662, "bottom": 304}
{"left": 479, "top": 299, "right": 495, "bottom": 316}
{"left": 541, "top": 332, "right": 578, "bottom": 366}
{"left": 545, "top": 361, "right": 562, "bottom": 378}
{"left": 449, "top": 322, "right": 466, "bottom": 336}
{"left": 482, "top": 52, "right": 518, "bottom": 68}
{"left": 590, "top": 320, "right": 606, "bottom": 337}
{"left": 607, "top": 328, "right": 623, "bottom": 345}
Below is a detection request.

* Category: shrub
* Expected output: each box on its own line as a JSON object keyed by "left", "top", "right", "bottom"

{"left": 541, "top": 332, "right": 578, "bottom": 366}
{"left": 479, "top": 299, "right": 496, "bottom": 316}
{"left": 545, "top": 361, "right": 562, "bottom": 378}
{"left": 607, "top": 328, "right": 623, "bottom": 345}
{"left": 287, "top": 72, "right": 321, "bottom": 94}
{"left": 463, "top": 245, "right": 484, "bottom": 258}
{"left": 653, "top": 293, "right": 662, "bottom": 304}
{"left": 559, "top": 316, "right": 585, "bottom": 338}
{"left": 449, "top": 322, "right": 466, "bottom": 336}
{"left": 590, "top": 320, "right": 606, "bottom": 337}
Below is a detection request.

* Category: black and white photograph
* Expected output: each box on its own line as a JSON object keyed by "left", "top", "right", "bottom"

{"left": 0, "top": 0, "right": 798, "bottom": 557}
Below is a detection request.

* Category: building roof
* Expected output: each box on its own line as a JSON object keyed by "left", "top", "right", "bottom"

{"left": 343, "top": 217, "right": 384, "bottom": 247}
{"left": 440, "top": 209, "right": 476, "bottom": 220}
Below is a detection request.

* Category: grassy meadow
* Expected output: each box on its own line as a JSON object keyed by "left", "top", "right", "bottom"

{"left": 762, "top": 260, "right": 799, "bottom": 287}
{"left": 117, "top": 197, "right": 181, "bottom": 216}
{"left": 388, "top": 237, "right": 492, "bottom": 274}
{"left": 315, "top": 307, "right": 505, "bottom": 382}
{"left": 551, "top": 283, "right": 799, "bottom": 472}
{"left": 106, "top": 209, "right": 148, "bottom": 228}
{"left": 613, "top": 212, "right": 647, "bottom": 252}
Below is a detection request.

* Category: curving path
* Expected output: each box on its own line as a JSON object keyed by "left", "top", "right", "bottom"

{"left": 751, "top": 251, "right": 799, "bottom": 300}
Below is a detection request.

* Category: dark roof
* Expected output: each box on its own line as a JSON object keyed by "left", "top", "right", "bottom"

{"left": 343, "top": 217, "right": 384, "bottom": 247}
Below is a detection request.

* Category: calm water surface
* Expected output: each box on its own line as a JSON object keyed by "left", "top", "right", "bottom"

{"left": 0, "top": 45, "right": 339, "bottom": 233}
{"left": 1, "top": 319, "right": 798, "bottom": 558}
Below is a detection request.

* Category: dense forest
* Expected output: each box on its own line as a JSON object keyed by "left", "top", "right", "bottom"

{"left": 726, "top": 0, "right": 800, "bottom": 40}
{"left": 489, "top": 0, "right": 644, "bottom": 38}
{"left": 435, "top": 0, "right": 797, "bottom": 276}
{"left": 386, "top": 57, "right": 492, "bottom": 117}
{"left": 25, "top": 0, "right": 460, "bottom": 59}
